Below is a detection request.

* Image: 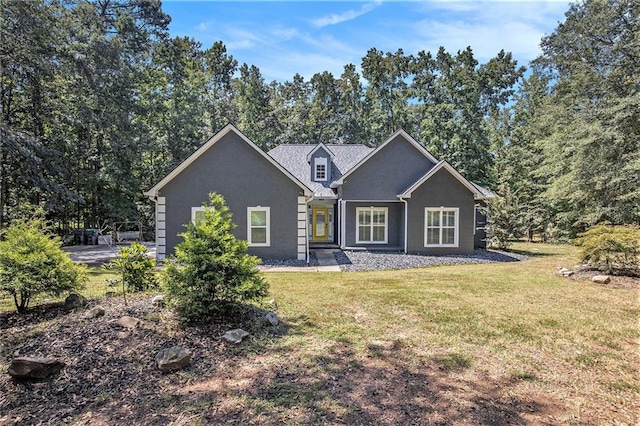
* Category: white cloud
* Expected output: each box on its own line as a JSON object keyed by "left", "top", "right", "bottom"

{"left": 311, "top": 1, "right": 382, "bottom": 28}
{"left": 360, "top": 1, "right": 569, "bottom": 65}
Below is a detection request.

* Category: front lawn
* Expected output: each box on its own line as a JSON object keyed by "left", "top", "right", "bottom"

{"left": 0, "top": 243, "right": 638, "bottom": 424}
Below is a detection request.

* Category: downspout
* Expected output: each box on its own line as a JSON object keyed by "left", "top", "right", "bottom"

{"left": 400, "top": 197, "right": 408, "bottom": 254}
{"left": 340, "top": 199, "right": 346, "bottom": 250}
{"left": 306, "top": 196, "right": 311, "bottom": 265}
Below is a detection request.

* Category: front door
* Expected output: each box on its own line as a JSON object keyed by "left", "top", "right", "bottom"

{"left": 312, "top": 208, "right": 329, "bottom": 241}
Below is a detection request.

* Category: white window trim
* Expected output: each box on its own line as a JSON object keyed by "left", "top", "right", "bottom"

{"left": 424, "top": 207, "right": 459, "bottom": 247}
{"left": 356, "top": 206, "right": 388, "bottom": 244}
{"left": 314, "top": 157, "right": 327, "bottom": 181}
{"left": 191, "top": 206, "right": 209, "bottom": 224}
{"left": 247, "top": 206, "right": 270, "bottom": 247}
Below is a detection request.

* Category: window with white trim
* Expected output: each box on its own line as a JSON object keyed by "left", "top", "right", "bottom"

{"left": 356, "top": 207, "right": 388, "bottom": 243}
{"left": 424, "top": 207, "right": 459, "bottom": 247}
{"left": 191, "top": 206, "right": 210, "bottom": 224}
{"left": 314, "top": 157, "right": 327, "bottom": 181}
{"left": 248, "top": 207, "right": 270, "bottom": 246}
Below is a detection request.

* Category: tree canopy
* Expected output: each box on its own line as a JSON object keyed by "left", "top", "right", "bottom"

{"left": 1, "top": 0, "right": 636, "bottom": 239}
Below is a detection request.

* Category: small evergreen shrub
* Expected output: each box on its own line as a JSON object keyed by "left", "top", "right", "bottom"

{"left": 104, "top": 242, "right": 156, "bottom": 293}
{"left": 163, "top": 193, "right": 268, "bottom": 321}
{"left": 487, "top": 188, "right": 522, "bottom": 250}
{"left": 0, "top": 218, "right": 87, "bottom": 313}
{"left": 574, "top": 223, "right": 640, "bottom": 276}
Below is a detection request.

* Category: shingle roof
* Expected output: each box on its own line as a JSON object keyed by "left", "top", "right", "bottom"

{"left": 268, "top": 144, "right": 374, "bottom": 197}
{"left": 471, "top": 182, "right": 497, "bottom": 199}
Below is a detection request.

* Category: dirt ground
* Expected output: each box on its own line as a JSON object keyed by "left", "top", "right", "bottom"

{"left": 0, "top": 296, "right": 567, "bottom": 425}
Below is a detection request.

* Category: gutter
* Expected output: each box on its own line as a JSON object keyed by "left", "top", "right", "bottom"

{"left": 400, "top": 197, "right": 408, "bottom": 254}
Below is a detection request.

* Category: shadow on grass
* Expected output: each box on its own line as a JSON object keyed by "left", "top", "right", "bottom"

{"left": 0, "top": 298, "right": 561, "bottom": 425}
{"left": 506, "top": 247, "right": 556, "bottom": 257}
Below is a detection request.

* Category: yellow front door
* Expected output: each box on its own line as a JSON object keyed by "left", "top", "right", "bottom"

{"left": 313, "top": 208, "right": 329, "bottom": 241}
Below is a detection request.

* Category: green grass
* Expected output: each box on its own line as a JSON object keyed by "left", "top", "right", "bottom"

{"left": 257, "top": 242, "right": 639, "bottom": 423}
{"left": 1, "top": 242, "right": 638, "bottom": 423}
{"left": 0, "top": 268, "right": 121, "bottom": 312}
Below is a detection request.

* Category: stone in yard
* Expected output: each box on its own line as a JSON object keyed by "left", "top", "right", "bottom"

{"left": 592, "top": 275, "right": 611, "bottom": 284}
{"left": 222, "top": 329, "right": 250, "bottom": 344}
{"left": 8, "top": 357, "right": 65, "bottom": 380}
{"left": 64, "top": 293, "right": 87, "bottom": 309}
{"left": 265, "top": 311, "right": 279, "bottom": 326}
{"left": 151, "top": 295, "right": 165, "bottom": 307}
{"left": 85, "top": 305, "right": 106, "bottom": 319}
{"left": 561, "top": 270, "right": 574, "bottom": 277}
{"left": 116, "top": 316, "right": 142, "bottom": 329}
{"left": 155, "top": 346, "right": 191, "bottom": 373}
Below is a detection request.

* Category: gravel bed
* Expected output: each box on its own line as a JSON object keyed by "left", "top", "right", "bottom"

{"left": 335, "top": 249, "right": 528, "bottom": 272}
{"left": 261, "top": 252, "right": 319, "bottom": 267}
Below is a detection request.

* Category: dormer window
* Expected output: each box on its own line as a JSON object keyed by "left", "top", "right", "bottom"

{"left": 314, "top": 157, "right": 327, "bottom": 181}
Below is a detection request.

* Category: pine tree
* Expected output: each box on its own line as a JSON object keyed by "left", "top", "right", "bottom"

{"left": 163, "top": 193, "right": 268, "bottom": 321}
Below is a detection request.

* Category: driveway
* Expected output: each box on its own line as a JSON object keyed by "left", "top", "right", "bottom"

{"left": 63, "top": 243, "right": 156, "bottom": 267}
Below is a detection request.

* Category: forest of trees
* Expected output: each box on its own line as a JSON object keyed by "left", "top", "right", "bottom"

{"left": 1, "top": 0, "right": 638, "bottom": 240}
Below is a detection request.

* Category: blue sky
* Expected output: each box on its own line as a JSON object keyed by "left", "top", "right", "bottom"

{"left": 162, "top": 1, "right": 570, "bottom": 82}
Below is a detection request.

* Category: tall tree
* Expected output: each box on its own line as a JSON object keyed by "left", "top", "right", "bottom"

{"left": 412, "top": 47, "right": 524, "bottom": 184}
{"left": 234, "top": 64, "right": 276, "bottom": 149}
{"left": 203, "top": 41, "right": 238, "bottom": 133}
{"left": 0, "top": 0, "right": 73, "bottom": 229}
{"left": 534, "top": 0, "right": 639, "bottom": 233}
{"left": 336, "top": 64, "right": 367, "bottom": 144}
{"left": 361, "top": 48, "right": 412, "bottom": 141}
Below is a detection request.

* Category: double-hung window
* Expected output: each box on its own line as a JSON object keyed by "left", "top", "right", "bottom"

{"left": 356, "top": 207, "right": 388, "bottom": 244}
{"left": 314, "top": 157, "right": 327, "bottom": 181}
{"left": 248, "top": 207, "right": 270, "bottom": 246}
{"left": 424, "top": 207, "right": 458, "bottom": 247}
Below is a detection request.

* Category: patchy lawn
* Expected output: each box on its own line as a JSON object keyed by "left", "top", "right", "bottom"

{"left": 0, "top": 243, "right": 638, "bottom": 425}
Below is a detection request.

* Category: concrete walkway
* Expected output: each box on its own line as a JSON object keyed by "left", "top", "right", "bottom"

{"left": 259, "top": 249, "right": 341, "bottom": 272}
{"left": 65, "top": 244, "right": 342, "bottom": 272}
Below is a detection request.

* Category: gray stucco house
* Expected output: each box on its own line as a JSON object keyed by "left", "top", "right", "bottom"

{"left": 144, "top": 124, "right": 493, "bottom": 262}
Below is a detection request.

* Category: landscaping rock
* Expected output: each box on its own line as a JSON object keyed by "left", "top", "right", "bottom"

{"left": 85, "top": 305, "right": 106, "bottom": 319}
{"left": 151, "top": 295, "right": 165, "bottom": 307}
{"left": 265, "top": 311, "right": 279, "bottom": 326}
{"left": 222, "top": 328, "right": 250, "bottom": 344}
{"left": 592, "top": 275, "right": 611, "bottom": 284}
{"left": 64, "top": 293, "right": 87, "bottom": 309}
{"left": 116, "top": 316, "right": 142, "bottom": 329}
{"left": 155, "top": 346, "right": 191, "bottom": 373}
{"left": 7, "top": 357, "right": 65, "bottom": 380}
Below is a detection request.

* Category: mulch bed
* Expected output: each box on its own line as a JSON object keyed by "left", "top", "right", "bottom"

{"left": 567, "top": 265, "right": 640, "bottom": 289}
{"left": 0, "top": 296, "right": 279, "bottom": 425}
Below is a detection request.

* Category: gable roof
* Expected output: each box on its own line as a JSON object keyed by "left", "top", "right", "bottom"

{"left": 305, "top": 142, "right": 335, "bottom": 162}
{"left": 268, "top": 144, "right": 373, "bottom": 198}
{"left": 398, "top": 160, "right": 485, "bottom": 200}
{"left": 144, "top": 124, "right": 313, "bottom": 197}
{"left": 471, "top": 182, "right": 497, "bottom": 199}
{"left": 330, "top": 129, "right": 438, "bottom": 188}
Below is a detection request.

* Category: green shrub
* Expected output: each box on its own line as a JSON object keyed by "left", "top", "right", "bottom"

{"left": 574, "top": 223, "right": 640, "bottom": 276}
{"left": 0, "top": 219, "right": 87, "bottom": 313}
{"left": 162, "top": 193, "right": 269, "bottom": 321}
{"left": 487, "top": 187, "right": 522, "bottom": 250}
{"left": 104, "top": 242, "right": 156, "bottom": 294}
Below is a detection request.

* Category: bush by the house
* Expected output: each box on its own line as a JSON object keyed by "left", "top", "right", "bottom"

{"left": 487, "top": 187, "right": 522, "bottom": 250}
{"left": 0, "top": 218, "right": 87, "bottom": 313}
{"left": 163, "top": 193, "right": 268, "bottom": 321}
{"left": 105, "top": 242, "right": 156, "bottom": 292}
{"left": 104, "top": 242, "right": 156, "bottom": 293}
{"left": 574, "top": 223, "right": 640, "bottom": 276}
